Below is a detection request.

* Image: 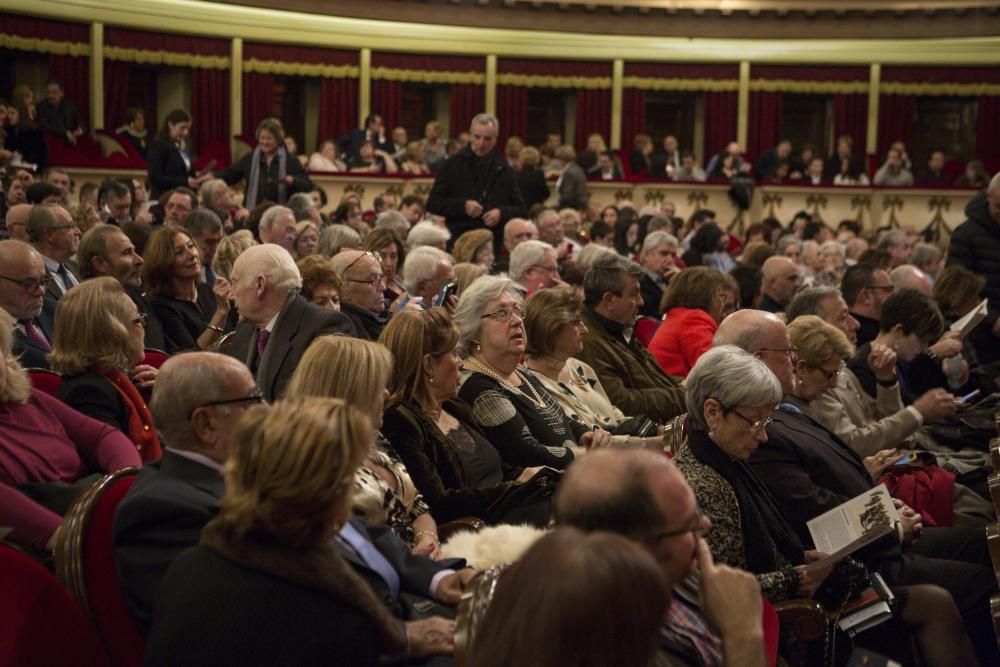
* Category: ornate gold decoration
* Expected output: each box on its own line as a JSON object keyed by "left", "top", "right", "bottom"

{"left": 762, "top": 192, "right": 783, "bottom": 219}
{"left": 727, "top": 209, "right": 746, "bottom": 236}
{"left": 617, "top": 189, "right": 637, "bottom": 203}
{"left": 371, "top": 67, "right": 485, "bottom": 84}
{"left": 687, "top": 191, "right": 709, "bottom": 211}
{"left": 749, "top": 79, "right": 868, "bottom": 94}
{"left": 622, "top": 76, "right": 739, "bottom": 92}
{"left": 383, "top": 184, "right": 404, "bottom": 197}
{"left": 243, "top": 58, "right": 359, "bottom": 78}
{"left": 643, "top": 189, "right": 664, "bottom": 204}
{"left": 850, "top": 194, "right": 871, "bottom": 227}
{"left": 0, "top": 33, "right": 89, "bottom": 57}
{"left": 882, "top": 195, "right": 904, "bottom": 228}
{"left": 344, "top": 183, "right": 367, "bottom": 199}
{"left": 805, "top": 193, "right": 827, "bottom": 224}
{"left": 413, "top": 184, "right": 433, "bottom": 196}
{"left": 880, "top": 81, "right": 1000, "bottom": 96}
{"left": 495, "top": 73, "right": 611, "bottom": 89}
{"left": 104, "top": 46, "right": 229, "bottom": 69}
{"left": 923, "top": 196, "right": 951, "bottom": 244}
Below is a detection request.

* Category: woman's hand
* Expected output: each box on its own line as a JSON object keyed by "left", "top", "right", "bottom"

{"left": 578, "top": 428, "right": 613, "bottom": 450}
{"left": 795, "top": 550, "right": 833, "bottom": 598}
{"left": 412, "top": 532, "right": 442, "bottom": 560}
{"left": 929, "top": 331, "right": 962, "bottom": 360}
{"left": 212, "top": 277, "right": 231, "bottom": 313}
{"left": 894, "top": 499, "right": 923, "bottom": 546}
{"left": 863, "top": 448, "right": 903, "bottom": 479}
{"left": 130, "top": 364, "right": 158, "bottom": 390}
{"left": 867, "top": 342, "right": 898, "bottom": 382}
{"left": 517, "top": 466, "right": 544, "bottom": 483}
{"left": 283, "top": 175, "right": 295, "bottom": 185}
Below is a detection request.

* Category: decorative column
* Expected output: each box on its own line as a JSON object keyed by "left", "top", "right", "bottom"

{"left": 737, "top": 61, "right": 750, "bottom": 148}
{"left": 485, "top": 55, "right": 497, "bottom": 116}
{"left": 867, "top": 63, "right": 881, "bottom": 156}
{"left": 610, "top": 58, "right": 624, "bottom": 149}
{"left": 230, "top": 38, "right": 242, "bottom": 153}
{"left": 89, "top": 22, "right": 104, "bottom": 131}
{"left": 359, "top": 48, "right": 372, "bottom": 125}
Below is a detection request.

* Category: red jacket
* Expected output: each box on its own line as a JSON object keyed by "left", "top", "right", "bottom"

{"left": 648, "top": 307, "right": 717, "bottom": 378}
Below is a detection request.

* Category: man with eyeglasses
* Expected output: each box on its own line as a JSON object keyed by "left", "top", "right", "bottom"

{"left": 556, "top": 449, "right": 767, "bottom": 667}
{"left": 508, "top": 240, "right": 563, "bottom": 296}
{"left": 223, "top": 244, "right": 355, "bottom": 401}
{"left": 0, "top": 239, "right": 56, "bottom": 368}
{"left": 26, "top": 203, "right": 80, "bottom": 301}
{"left": 331, "top": 249, "right": 390, "bottom": 340}
{"left": 842, "top": 262, "right": 894, "bottom": 347}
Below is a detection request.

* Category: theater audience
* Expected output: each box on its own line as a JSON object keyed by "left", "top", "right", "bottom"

{"left": 144, "top": 225, "right": 230, "bottom": 353}
{"left": 0, "top": 308, "right": 139, "bottom": 552}
{"left": 256, "top": 204, "right": 297, "bottom": 249}
{"left": 219, "top": 118, "right": 312, "bottom": 209}
{"left": 36, "top": 79, "right": 83, "bottom": 145}
{"left": 318, "top": 223, "right": 362, "bottom": 258}
{"left": 115, "top": 107, "right": 147, "bottom": 158}
{"left": 0, "top": 239, "right": 56, "bottom": 368}
{"left": 161, "top": 186, "right": 196, "bottom": 226}
{"left": 455, "top": 275, "right": 610, "bottom": 468}
{"left": 50, "top": 278, "right": 160, "bottom": 460}
{"left": 363, "top": 227, "right": 406, "bottom": 303}
{"left": 874, "top": 148, "right": 914, "bottom": 186}
{"left": 453, "top": 262, "right": 487, "bottom": 295}
{"left": 648, "top": 267, "right": 729, "bottom": 378}
{"left": 296, "top": 255, "right": 342, "bottom": 311}
{"left": 4, "top": 203, "right": 31, "bottom": 242}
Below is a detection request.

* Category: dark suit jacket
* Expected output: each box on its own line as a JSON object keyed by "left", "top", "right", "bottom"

{"left": 127, "top": 287, "right": 167, "bottom": 351}
{"left": 222, "top": 294, "right": 356, "bottom": 401}
{"left": 113, "top": 450, "right": 226, "bottom": 635}
{"left": 147, "top": 138, "right": 195, "bottom": 200}
{"left": 12, "top": 297, "right": 56, "bottom": 369}
{"left": 44, "top": 260, "right": 79, "bottom": 302}
{"left": 639, "top": 273, "right": 666, "bottom": 318}
{"left": 150, "top": 282, "right": 218, "bottom": 354}
{"left": 57, "top": 372, "right": 129, "bottom": 434}
{"left": 340, "top": 301, "right": 387, "bottom": 341}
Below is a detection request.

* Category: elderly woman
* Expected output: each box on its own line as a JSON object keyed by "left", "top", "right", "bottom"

{"left": 318, "top": 224, "right": 362, "bottom": 258}
{"left": 363, "top": 227, "right": 406, "bottom": 303}
{"left": 451, "top": 229, "right": 494, "bottom": 270}
{"left": 454, "top": 276, "right": 610, "bottom": 469}
{"left": 144, "top": 398, "right": 407, "bottom": 665}
{"left": 934, "top": 265, "right": 997, "bottom": 368}
{"left": 286, "top": 336, "right": 444, "bottom": 558}
{"left": 523, "top": 288, "right": 662, "bottom": 449}
{"left": 218, "top": 117, "right": 313, "bottom": 209}
{"left": 648, "top": 267, "right": 730, "bottom": 378}
{"left": 291, "top": 220, "right": 319, "bottom": 260}
{"left": 50, "top": 278, "right": 160, "bottom": 461}
{"left": 307, "top": 139, "right": 345, "bottom": 172}
{"left": 406, "top": 221, "right": 450, "bottom": 252}
{"left": 211, "top": 229, "right": 256, "bottom": 281}
{"left": 144, "top": 225, "right": 231, "bottom": 353}
{"left": 471, "top": 528, "right": 668, "bottom": 667}
{"left": 296, "top": 255, "right": 341, "bottom": 311}
{"left": 0, "top": 309, "right": 140, "bottom": 552}
{"left": 380, "top": 308, "right": 553, "bottom": 527}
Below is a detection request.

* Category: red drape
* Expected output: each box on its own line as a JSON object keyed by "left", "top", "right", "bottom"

{"left": 370, "top": 79, "right": 402, "bottom": 135}
{"left": 103, "top": 60, "right": 131, "bottom": 130}
{"left": 191, "top": 67, "right": 229, "bottom": 152}
{"left": 575, "top": 88, "right": 611, "bottom": 153}
{"left": 47, "top": 54, "right": 89, "bottom": 127}
{"left": 833, "top": 94, "right": 868, "bottom": 155}
{"left": 703, "top": 91, "right": 738, "bottom": 160}
{"left": 621, "top": 88, "right": 646, "bottom": 151}
{"left": 496, "top": 86, "right": 528, "bottom": 146}
{"left": 448, "top": 84, "right": 483, "bottom": 137}
{"left": 318, "top": 77, "right": 357, "bottom": 146}
{"left": 975, "top": 96, "right": 1000, "bottom": 172}
{"left": 242, "top": 72, "right": 274, "bottom": 137}
{"left": 877, "top": 94, "right": 915, "bottom": 157}
{"left": 747, "top": 91, "right": 784, "bottom": 160}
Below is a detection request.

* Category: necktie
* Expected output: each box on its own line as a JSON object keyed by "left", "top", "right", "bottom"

{"left": 337, "top": 522, "right": 400, "bottom": 598}
{"left": 19, "top": 319, "right": 50, "bottom": 351}
{"left": 56, "top": 264, "right": 74, "bottom": 293}
{"left": 256, "top": 329, "right": 271, "bottom": 360}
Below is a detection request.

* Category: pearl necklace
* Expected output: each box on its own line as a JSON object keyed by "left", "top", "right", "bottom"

{"left": 466, "top": 356, "right": 548, "bottom": 409}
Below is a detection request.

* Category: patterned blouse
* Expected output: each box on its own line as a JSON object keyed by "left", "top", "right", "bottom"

{"left": 351, "top": 439, "right": 430, "bottom": 545}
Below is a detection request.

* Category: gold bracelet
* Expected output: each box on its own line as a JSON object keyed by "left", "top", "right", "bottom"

{"left": 207, "top": 324, "right": 225, "bottom": 334}
{"left": 414, "top": 530, "right": 439, "bottom": 543}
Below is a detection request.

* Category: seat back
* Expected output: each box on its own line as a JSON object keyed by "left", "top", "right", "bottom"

{"left": 141, "top": 348, "right": 170, "bottom": 369}
{"left": 28, "top": 368, "right": 62, "bottom": 396}
{"left": 0, "top": 545, "right": 110, "bottom": 667}
{"left": 56, "top": 468, "right": 144, "bottom": 667}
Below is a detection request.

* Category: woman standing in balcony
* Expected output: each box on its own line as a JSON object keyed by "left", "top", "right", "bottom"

{"left": 147, "top": 109, "right": 209, "bottom": 200}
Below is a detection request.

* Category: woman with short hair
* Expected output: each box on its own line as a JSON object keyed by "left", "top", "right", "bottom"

{"left": 453, "top": 276, "right": 611, "bottom": 469}
{"left": 211, "top": 229, "right": 256, "bottom": 281}
{"left": 648, "top": 267, "right": 729, "bottom": 377}
{"left": 318, "top": 224, "right": 362, "bottom": 258}
{"left": 144, "top": 398, "right": 408, "bottom": 665}
{"left": 291, "top": 220, "right": 319, "bottom": 260}
{"left": 219, "top": 117, "right": 313, "bottom": 209}
{"left": 50, "top": 278, "right": 160, "bottom": 461}
{"left": 451, "top": 229, "right": 494, "bottom": 269}
{"left": 296, "top": 255, "right": 341, "bottom": 311}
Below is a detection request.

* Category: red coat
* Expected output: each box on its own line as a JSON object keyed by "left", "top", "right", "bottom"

{"left": 881, "top": 465, "right": 955, "bottom": 527}
{"left": 648, "top": 307, "right": 717, "bottom": 378}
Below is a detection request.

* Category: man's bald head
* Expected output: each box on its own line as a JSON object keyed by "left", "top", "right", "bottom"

{"left": 760, "top": 255, "right": 802, "bottom": 307}
{"left": 889, "top": 264, "right": 932, "bottom": 297}
{"left": 503, "top": 218, "right": 538, "bottom": 252}
{"left": 0, "top": 240, "right": 48, "bottom": 320}
{"left": 4, "top": 204, "right": 32, "bottom": 242}
{"left": 715, "top": 308, "right": 794, "bottom": 392}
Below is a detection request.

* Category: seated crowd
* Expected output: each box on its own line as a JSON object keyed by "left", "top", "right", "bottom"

{"left": 2, "top": 106, "right": 1000, "bottom": 667}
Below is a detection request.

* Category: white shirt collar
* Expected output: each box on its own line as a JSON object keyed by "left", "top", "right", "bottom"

{"left": 166, "top": 447, "right": 225, "bottom": 473}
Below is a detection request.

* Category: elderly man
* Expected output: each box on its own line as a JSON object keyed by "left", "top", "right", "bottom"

{"left": 257, "top": 205, "right": 297, "bottom": 249}
{"left": 161, "top": 187, "right": 196, "bottom": 226}
{"left": 113, "top": 353, "right": 466, "bottom": 659}
{"left": 889, "top": 264, "right": 932, "bottom": 296}
{"left": 0, "top": 240, "right": 56, "bottom": 368}
{"left": 638, "top": 230, "right": 680, "bottom": 318}
{"left": 715, "top": 309, "right": 1000, "bottom": 666}
{"left": 200, "top": 178, "right": 246, "bottom": 230}
{"left": 534, "top": 208, "right": 564, "bottom": 249}
{"left": 396, "top": 246, "right": 454, "bottom": 312}
{"left": 842, "top": 263, "right": 894, "bottom": 346}
{"left": 330, "top": 249, "right": 389, "bottom": 340}
{"left": 426, "top": 113, "right": 524, "bottom": 246}
{"left": 509, "top": 240, "right": 562, "bottom": 296}
{"left": 27, "top": 203, "right": 79, "bottom": 300}
{"left": 288, "top": 192, "right": 321, "bottom": 225}
{"left": 223, "top": 244, "right": 355, "bottom": 400}
{"left": 375, "top": 209, "right": 411, "bottom": 239}
{"left": 496, "top": 217, "right": 537, "bottom": 272}
{"left": 98, "top": 179, "right": 132, "bottom": 226}
{"left": 77, "top": 224, "right": 166, "bottom": 350}
{"left": 556, "top": 449, "right": 766, "bottom": 667}
{"left": 4, "top": 203, "right": 31, "bottom": 242}
{"left": 758, "top": 256, "right": 801, "bottom": 314}
{"left": 577, "top": 253, "right": 686, "bottom": 421}
{"left": 183, "top": 209, "right": 224, "bottom": 284}
{"left": 877, "top": 230, "right": 913, "bottom": 270}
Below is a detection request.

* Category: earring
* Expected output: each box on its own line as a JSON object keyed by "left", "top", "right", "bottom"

{"left": 475, "top": 340, "right": 482, "bottom": 353}
{"left": 428, "top": 376, "right": 435, "bottom": 384}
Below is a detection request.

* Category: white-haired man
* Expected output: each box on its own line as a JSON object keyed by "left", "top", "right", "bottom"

{"left": 331, "top": 249, "right": 390, "bottom": 340}
{"left": 257, "top": 205, "right": 297, "bottom": 249}
{"left": 222, "top": 244, "right": 355, "bottom": 400}
{"left": 395, "top": 246, "right": 454, "bottom": 313}
{"left": 638, "top": 230, "right": 680, "bottom": 318}
{"left": 509, "top": 239, "right": 563, "bottom": 296}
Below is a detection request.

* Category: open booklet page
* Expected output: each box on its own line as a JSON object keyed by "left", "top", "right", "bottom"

{"left": 804, "top": 484, "right": 899, "bottom": 570}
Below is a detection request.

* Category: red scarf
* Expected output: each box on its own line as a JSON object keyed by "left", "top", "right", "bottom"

{"left": 103, "top": 369, "right": 162, "bottom": 462}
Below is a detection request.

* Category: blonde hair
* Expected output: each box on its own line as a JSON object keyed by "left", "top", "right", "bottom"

{"left": 453, "top": 262, "right": 487, "bottom": 295}
{"left": 49, "top": 277, "right": 138, "bottom": 375}
{"left": 212, "top": 229, "right": 256, "bottom": 280}
{"left": 285, "top": 336, "right": 392, "bottom": 427}
{"left": 217, "top": 397, "right": 370, "bottom": 549}
{"left": 0, "top": 309, "right": 32, "bottom": 404}
{"left": 787, "top": 315, "right": 855, "bottom": 367}
{"left": 451, "top": 229, "right": 493, "bottom": 264}
{"left": 70, "top": 203, "right": 101, "bottom": 234}
{"left": 379, "top": 307, "right": 459, "bottom": 416}
{"left": 519, "top": 146, "right": 540, "bottom": 169}
{"left": 524, "top": 287, "right": 582, "bottom": 358}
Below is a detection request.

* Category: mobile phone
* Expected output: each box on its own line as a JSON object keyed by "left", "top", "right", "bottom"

{"left": 959, "top": 389, "right": 981, "bottom": 405}
{"left": 893, "top": 453, "right": 913, "bottom": 466}
{"left": 438, "top": 282, "right": 458, "bottom": 304}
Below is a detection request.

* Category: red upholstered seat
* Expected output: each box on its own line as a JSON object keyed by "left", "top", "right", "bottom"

{"left": 27, "top": 368, "right": 62, "bottom": 396}
{"left": 56, "top": 468, "right": 144, "bottom": 667}
{"left": 0, "top": 545, "right": 110, "bottom": 666}
{"left": 634, "top": 316, "right": 661, "bottom": 349}
{"left": 141, "top": 348, "right": 170, "bottom": 370}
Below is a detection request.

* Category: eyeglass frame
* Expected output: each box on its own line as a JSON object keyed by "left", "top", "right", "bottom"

{"left": 754, "top": 346, "right": 798, "bottom": 358}
{"left": 481, "top": 303, "right": 526, "bottom": 322}
{"left": 342, "top": 251, "right": 386, "bottom": 287}
{"left": 187, "top": 388, "right": 267, "bottom": 419}
{"left": 132, "top": 312, "right": 148, "bottom": 327}
{"left": 649, "top": 506, "right": 709, "bottom": 541}
{"left": 0, "top": 274, "right": 52, "bottom": 292}
{"left": 811, "top": 361, "right": 845, "bottom": 381}
{"left": 729, "top": 409, "right": 774, "bottom": 434}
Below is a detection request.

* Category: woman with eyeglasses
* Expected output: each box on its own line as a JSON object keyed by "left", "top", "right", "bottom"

{"left": 50, "top": 278, "right": 161, "bottom": 462}
{"left": 0, "top": 308, "right": 140, "bottom": 555}
{"left": 452, "top": 276, "right": 612, "bottom": 470}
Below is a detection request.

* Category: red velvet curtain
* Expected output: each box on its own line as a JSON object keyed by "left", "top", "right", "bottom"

{"left": 242, "top": 72, "right": 275, "bottom": 136}
{"left": 318, "top": 77, "right": 357, "bottom": 147}
{"left": 449, "top": 84, "right": 483, "bottom": 137}
{"left": 191, "top": 68, "right": 229, "bottom": 151}
{"left": 575, "top": 88, "right": 611, "bottom": 152}
{"left": 370, "top": 79, "right": 402, "bottom": 134}
{"left": 976, "top": 96, "right": 1000, "bottom": 171}
{"left": 876, "top": 94, "right": 915, "bottom": 157}
{"left": 703, "top": 91, "right": 738, "bottom": 160}
{"left": 833, "top": 94, "right": 868, "bottom": 155}
{"left": 103, "top": 60, "right": 131, "bottom": 130}
{"left": 621, "top": 88, "right": 646, "bottom": 151}
{"left": 747, "top": 91, "right": 783, "bottom": 160}
{"left": 496, "top": 86, "right": 528, "bottom": 146}
{"left": 47, "top": 54, "right": 89, "bottom": 127}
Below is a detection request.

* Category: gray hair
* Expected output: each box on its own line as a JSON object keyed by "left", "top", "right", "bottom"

{"left": 452, "top": 274, "right": 521, "bottom": 354}
{"left": 685, "top": 345, "right": 782, "bottom": 430}
{"left": 776, "top": 235, "right": 801, "bottom": 254}
{"left": 318, "top": 224, "right": 362, "bottom": 257}
{"left": 876, "top": 229, "right": 907, "bottom": 251}
{"left": 375, "top": 210, "right": 410, "bottom": 236}
{"left": 911, "top": 242, "right": 942, "bottom": 268}
{"left": 786, "top": 286, "right": 842, "bottom": 323}
{"left": 26, "top": 204, "right": 59, "bottom": 243}
{"left": 576, "top": 243, "right": 617, "bottom": 269}
{"left": 199, "top": 179, "right": 229, "bottom": 208}
{"left": 260, "top": 205, "right": 293, "bottom": 233}
{"left": 235, "top": 243, "right": 303, "bottom": 293}
{"left": 183, "top": 208, "right": 223, "bottom": 236}
{"left": 644, "top": 216, "right": 673, "bottom": 234}
{"left": 819, "top": 240, "right": 844, "bottom": 257}
{"left": 641, "top": 230, "right": 679, "bottom": 255}
{"left": 509, "top": 240, "right": 553, "bottom": 281}
{"left": 470, "top": 113, "right": 499, "bottom": 134}
{"left": 582, "top": 253, "right": 642, "bottom": 307}
{"left": 287, "top": 193, "right": 316, "bottom": 221}
{"left": 406, "top": 221, "right": 451, "bottom": 251}
{"left": 402, "top": 246, "right": 452, "bottom": 293}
